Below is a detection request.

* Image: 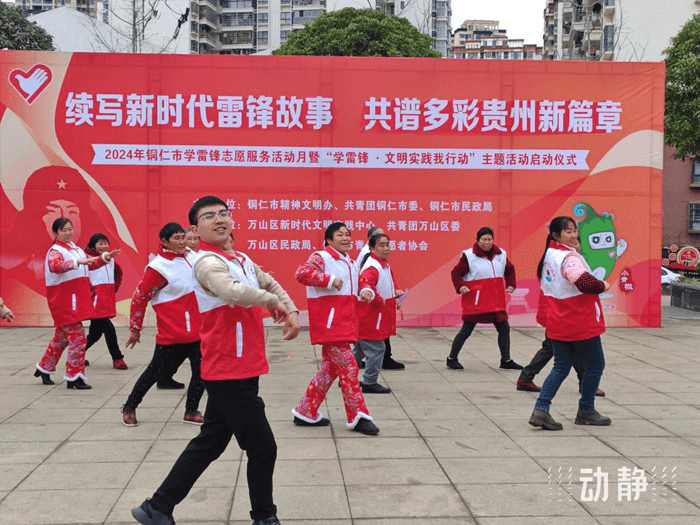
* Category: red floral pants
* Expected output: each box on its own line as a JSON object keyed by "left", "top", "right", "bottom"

{"left": 37, "top": 322, "right": 87, "bottom": 380}
{"left": 292, "top": 342, "right": 372, "bottom": 428}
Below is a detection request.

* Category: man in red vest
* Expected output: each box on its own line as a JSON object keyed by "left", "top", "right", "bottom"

{"left": 132, "top": 196, "right": 299, "bottom": 525}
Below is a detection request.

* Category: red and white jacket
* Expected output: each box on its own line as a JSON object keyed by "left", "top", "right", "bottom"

{"left": 85, "top": 246, "right": 122, "bottom": 319}
{"left": 457, "top": 244, "right": 509, "bottom": 316}
{"left": 44, "top": 240, "right": 107, "bottom": 327}
{"left": 194, "top": 242, "right": 267, "bottom": 381}
{"left": 537, "top": 242, "right": 605, "bottom": 341}
{"left": 297, "top": 246, "right": 359, "bottom": 345}
{"left": 129, "top": 247, "right": 200, "bottom": 345}
{"left": 357, "top": 253, "right": 398, "bottom": 341}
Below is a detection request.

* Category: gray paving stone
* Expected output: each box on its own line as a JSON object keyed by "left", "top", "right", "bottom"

{"left": 2, "top": 324, "right": 700, "bottom": 523}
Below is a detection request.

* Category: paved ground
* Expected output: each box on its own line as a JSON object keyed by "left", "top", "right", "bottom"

{"left": 1, "top": 309, "right": 700, "bottom": 524}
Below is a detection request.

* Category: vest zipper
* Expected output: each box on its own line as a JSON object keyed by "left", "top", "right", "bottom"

{"left": 236, "top": 322, "right": 243, "bottom": 357}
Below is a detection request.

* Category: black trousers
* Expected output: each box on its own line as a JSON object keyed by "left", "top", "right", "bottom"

{"left": 519, "top": 337, "right": 587, "bottom": 383}
{"left": 449, "top": 320, "right": 511, "bottom": 362}
{"left": 85, "top": 317, "right": 124, "bottom": 360}
{"left": 150, "top": 377, "right": 277, "bottom": 521}
{"left": 124, "top": 341, "right": 204, "bottom": 413}
{"left": 383, "top": 337, "right": 393, "bottom": 365}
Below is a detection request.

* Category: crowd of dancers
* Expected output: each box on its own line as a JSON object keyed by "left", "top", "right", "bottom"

{"left": 0, "top": 195, "right": 612, "bottom": 525}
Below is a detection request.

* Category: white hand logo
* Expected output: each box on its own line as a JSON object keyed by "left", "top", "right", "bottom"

{"left": 9, "top": 64, "right": 53, "bottom": 104}
{"left": 16, "top": 68, "right": 49, "bottom": 98}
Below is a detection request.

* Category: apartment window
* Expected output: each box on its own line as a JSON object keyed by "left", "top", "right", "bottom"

{"left": 280, "top": 29, "right": 291, "bottom": 42}
{"left": 259, "top": 0, "right": 268, "bottom": 4}
{"left": 280, "top": 11, "right": 291, "bottom": 23}
{"left": 692, "top": 160, "right": 700, "bottom": 185}
{"left": 690, "top": 203, "right": 700, "bottom": 231}
{"left": 400, "top": 1, "right": 404, "bottom": 8}
{"left": 190, "top": 40, "right": 199, "bottom": 52}
{"left": 191, "top": 21, "right": 199, "bottom": 33}
{"left": 436, "top": 1, "right": 446, "bottom": 16}
{"left": 257, "top": 30, "right": 268, "bottom": 43}
{"left": 258, "top": 12, "right": 268, "bottom": 23}
{"left": 484, "top": 52, "right": 493, "bottom": 58}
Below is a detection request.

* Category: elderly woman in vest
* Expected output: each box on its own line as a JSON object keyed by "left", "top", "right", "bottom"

{"left": 446, "top": 226, "right": 522, "bottom": 371}
{"left": 354, "top": 233, "right": 404, "bottom": 394}
{"left": 292, "top": 222, "right": 379, "bottom": 436}
{"left": 84, "top": 233, "right": 127, "bottom": 370}
{"left": 35, "top": 218, "right": 119, "bottom": 389}
{"left": 121, "top": 222, "right": 205, "bottom": 427}
{"left": 528, "top": 216, "right": 611, "bottom": 431}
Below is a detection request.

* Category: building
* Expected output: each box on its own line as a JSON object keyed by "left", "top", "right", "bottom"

{"left": 451, "top": 19, "right": 542, "bottom": 60}
{"left": 542, "top": 0, "right": 615, "bottom": 61}
{"left": 331, "top": 0, "right": 452, "bottom": 57}
{"left": 17, "top": 0, "right": 98, "bottom": 18}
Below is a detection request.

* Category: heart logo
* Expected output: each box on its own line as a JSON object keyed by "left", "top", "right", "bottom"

{"left": 8, "top": 64, "right": 53, "bottom": 104}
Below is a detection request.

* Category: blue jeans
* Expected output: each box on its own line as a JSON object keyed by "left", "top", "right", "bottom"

{"left": 534, "top": 336, "right": 605, "bottom": 413}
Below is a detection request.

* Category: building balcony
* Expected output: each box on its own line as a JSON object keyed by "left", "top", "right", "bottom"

{"left": 199, "top": 32, "right": 219, "bottom": 48}
{"left": 199, "top": 15, "right": 218, "bottom": 29}
{"left": 200, "top": 0, "right": 220, "bottom": 12}
{"left": 292, "top": 0, "right": 324, "bottom": 7}
{"left": 603, "top": 0, "right": 615, "bottom": 15}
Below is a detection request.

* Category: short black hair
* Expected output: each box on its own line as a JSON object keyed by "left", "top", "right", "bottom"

{"left": 367, "top": 226, "right": 383, "bottom": 239}
{"left": 476, "top": 227, "right": 494, "bottom": 241}
{"left": 87, "top": 233, "right": 109, "bottom": 250}
{"left": 324, "top": 222, "right": 348, "bottom": 246}
{"left": 52, "top": 218, "right": 72, "bottom": 234}
{"left": 159, "top": 222, "right": 186, "bottom": 242}
{"left": 189, "top": 195, "right": 227, "bottom": 226}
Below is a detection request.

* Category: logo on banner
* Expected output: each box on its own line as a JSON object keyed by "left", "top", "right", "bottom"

{"left": 8, "top": 64, "right": 52, "bottom": 104}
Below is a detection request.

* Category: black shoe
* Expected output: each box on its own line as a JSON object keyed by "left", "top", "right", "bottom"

{"left": 293, "top": 416, "right": 330, "bottom": 427}
{"left": 33, "top": 369, "right": 54, "bottom": 385}
{"left": 66, "top": 377, "right": 92, "bottom": 390}
{"left": 575, "top": 409, "right": 612, "bottom": 426}
{"left": 252, "top": 516, "right": 281, "bottom": 525}
{"left": 500, "top": 359, "right": 524, "bottom": 370}
{"left": 358, "top": 360, "right": 365, "bottom": 369}
{"left": 131, "top": 499, "right": 175, "bottom": 525}
{"left": 361, "top": 383, "right": 392, "bottom": 394}
{"left": 382, "top": 358, "right": 405, "bottom": 370}
{"left": 528, "top": 409, "right": 563, "bottom": 431}
{"left": 446, "top": 357, "right": 464, "bottom": 370}
{"left": 157, "top": 379, "right": 185, "bottom": 389}
{"left": 353, "top": 418, "right": 380, "bottom": 435}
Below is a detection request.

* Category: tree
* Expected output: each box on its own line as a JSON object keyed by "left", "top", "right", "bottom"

{"left": 273, "top": 8, "right": 442, "bottom": 58}
{"left": 665, "top": 14, "right": 700, "bottom": 160}
{"left": 0, "top": 2, "right": 53, "bottom": 51}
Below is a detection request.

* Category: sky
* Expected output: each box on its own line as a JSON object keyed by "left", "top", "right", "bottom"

{"left": 451, "top": 0, "right": 545, "bottom": 47}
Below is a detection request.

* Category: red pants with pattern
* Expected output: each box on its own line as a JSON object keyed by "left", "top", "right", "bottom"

{"left": 37, "top": 322, "right": 87, "bottom": 380}
{"left": 292, "top": 342, "right": 372, "bottom": 428}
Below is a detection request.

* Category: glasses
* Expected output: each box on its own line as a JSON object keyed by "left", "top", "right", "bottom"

{"left": 196, "top": 209, "right": 232, "bottom": 223}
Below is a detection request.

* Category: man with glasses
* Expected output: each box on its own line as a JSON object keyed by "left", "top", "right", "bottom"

{"left": 132, "top": 196, "right": 299, "bottom": 525}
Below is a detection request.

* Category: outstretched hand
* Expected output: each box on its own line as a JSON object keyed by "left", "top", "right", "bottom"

{"left": 125, "top": 330, "right": 141, "bottom": 349}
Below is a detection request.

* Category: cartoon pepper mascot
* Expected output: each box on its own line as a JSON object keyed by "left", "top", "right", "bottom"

{"left": 574, "top": 202, "right": 627, "bottom": 280}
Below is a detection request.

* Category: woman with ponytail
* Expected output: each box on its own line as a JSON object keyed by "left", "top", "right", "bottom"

{"left": 528, "top": 216, "right": 611, "bottom": 431}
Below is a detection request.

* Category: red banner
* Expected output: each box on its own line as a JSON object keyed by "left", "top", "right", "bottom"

{"left": 0, "top": 52, "right": 664, "bottom": 327}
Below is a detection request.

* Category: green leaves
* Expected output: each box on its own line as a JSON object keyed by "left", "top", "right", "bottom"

{"left": 273, "top": 8, "right": 442, "bottom": 58}
{"left": 664, "top": 14, "right": 700, "bottom": 159}
{"left": 0, "top": 3, "right": 53, "bottom": 51}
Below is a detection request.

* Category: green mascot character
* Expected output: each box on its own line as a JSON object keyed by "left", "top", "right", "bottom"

{"left": 573, "top": 202, "right": 627, "bottom": 280}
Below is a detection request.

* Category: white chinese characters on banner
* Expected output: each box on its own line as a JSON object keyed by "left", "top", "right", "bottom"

{"left": 66, "top": 93, "right": 334, "bottom": 130}
{"left": 364, "top": 97, "right": 622, "bottom": 134}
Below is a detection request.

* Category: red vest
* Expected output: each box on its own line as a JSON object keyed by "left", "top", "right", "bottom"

{"left": 194, "top": 243, "right": 267, "bottom": 381}
{"left": 89, "top": 259, "right": 116, "bottom": 318}
{"left": 460, "top": 248, "right": 507, "bottom": 316}
{"left": 147, "top": 250, "right": 201, "bottom": 345}
{"left": 45, "top": 241, "right": 96, "bottom": 327}
{"left": 357, "top": 256, "right": 397, "bottom": 341}
{"left": 538, "top": 243, "right": 605, "bottom": 341}
{"left": 306, "top": 247, "right": 359, "bottom": 345}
